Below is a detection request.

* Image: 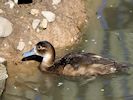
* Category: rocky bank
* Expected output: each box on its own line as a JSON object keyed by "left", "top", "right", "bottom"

{"left": 0, "top": 0, "right": 87, "bottom": 61}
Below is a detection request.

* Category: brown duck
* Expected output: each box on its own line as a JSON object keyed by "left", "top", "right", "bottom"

{"left": 22, "top": 41, "right": 127, "bottom": 77}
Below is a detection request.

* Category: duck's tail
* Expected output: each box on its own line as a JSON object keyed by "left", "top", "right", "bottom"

{"left": 115, "top": 62, "right": 130, "bottom": 72}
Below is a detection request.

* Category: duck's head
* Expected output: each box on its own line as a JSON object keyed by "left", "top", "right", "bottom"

{"left": 22, "top": 41, "right": 55, "bottom": 67}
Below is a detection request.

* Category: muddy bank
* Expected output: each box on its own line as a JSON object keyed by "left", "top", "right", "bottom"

{"left": 0, "top": 0, "right": 86, "bottom": 60}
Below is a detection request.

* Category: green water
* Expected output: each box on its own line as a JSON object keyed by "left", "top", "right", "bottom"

{"left": 1, "top": 0, "right": 133, "bottom": 100}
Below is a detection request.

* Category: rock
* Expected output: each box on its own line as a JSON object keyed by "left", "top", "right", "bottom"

{"left": 17, "top": 39, "right": 25, "bottom": 51}
{"left": 14, "top": 0, "right": 18, "bottom": 4}
{"left": 0, "top": 17, "right": 13, "bottom": 37}
{"left": 32, "top": 19, "right": 41, "bottom": 30}
{"left": 0, "top": 57, "right": 8, "bottom": 96}
{"left": 52, "top": 0, "right": 61, "bottom": 5}
{"left": 0, "top": 64, "right": 8, "bottom": 80}
{"left": 0, "top": 57, "right": 7, "bottom": 66}
{"left": 36, "top": 28, "right": 40, "bottom": 33}
{"left": 0, "top": 9, "right": 4, "bottom": 14}
{"left": 41, "top": 11, "right": 56, "bottom": 22}
{"left": 39, "top": 18, "right": 48, "bottom": 29}
{"left": 57, "top": 82, "right": 63, "bottom": 87}
{"left": 5, "top": 0, "right": 15, "bottom": 9}
{"left": 28, "top": 41, "right": 32, "bottom": 45}
{"left": 30, "top": 9, "right": 39, "bottom": 16}
{"left": 0, "top": 79, "right": 6, "bottom": 96}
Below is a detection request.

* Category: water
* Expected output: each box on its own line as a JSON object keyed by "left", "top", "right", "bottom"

{"left": 1, "top": 0, "right": 133, "bottom": 100}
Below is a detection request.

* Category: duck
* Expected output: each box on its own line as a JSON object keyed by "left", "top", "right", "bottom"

{"left": 22, "top": 41, "right": 128, "bottom": 77}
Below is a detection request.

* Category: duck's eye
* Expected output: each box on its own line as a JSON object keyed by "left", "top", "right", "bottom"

{"left": 37, "top": 45, "right": 46, "bottom": 51}
{"left": 37, "top": 46, "right": 41, "bottom": 49}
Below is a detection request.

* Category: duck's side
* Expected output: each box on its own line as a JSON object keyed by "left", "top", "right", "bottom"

{"left": 46, "top": 52, "right": 127, "bottom": 76}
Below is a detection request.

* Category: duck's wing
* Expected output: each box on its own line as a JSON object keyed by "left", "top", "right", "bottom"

{"left": 61, "top": 52, "right": 114, "bottom": 65}
{"left": 60, "top": 52, "right": 127, "bottom": 71}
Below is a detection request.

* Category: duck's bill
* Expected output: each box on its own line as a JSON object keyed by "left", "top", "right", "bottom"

{"left": 23, "top": 48, "right": 35, "bottom": 58}
{"left": 22, "top": 48, "right": 43, "bottom": 62}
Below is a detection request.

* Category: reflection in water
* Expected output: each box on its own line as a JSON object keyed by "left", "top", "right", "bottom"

{"left": 1, "top": 0, "right": 133, "bottom": 100}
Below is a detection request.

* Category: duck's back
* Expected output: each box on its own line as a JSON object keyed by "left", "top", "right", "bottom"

{"left": 47, "top": 52, "right": 127, "bottom": 76}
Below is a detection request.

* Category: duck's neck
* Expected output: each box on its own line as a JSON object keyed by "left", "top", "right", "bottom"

{"left": 40, "top": 52, "right": 55, "bottom": 71}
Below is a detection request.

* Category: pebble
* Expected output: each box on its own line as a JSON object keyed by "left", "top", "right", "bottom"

{"left": 14, "top": 86, "right": 17, "bottom": 89}
{"left": 82, "top": 50, "right": 85, "bottom": 52}
{"left": 97, "top": 15, "right": 101, "bottom": 19}
{"left": 30, "top": 9, "right": 39, "bottom": 16}
{"left": 57, "top": 82, "right": 63, "bottom": 87}
{"left": 100, "top": 89, "right": 104, "bottom": 92}
{"left": 17, "top": 39, "right": 25, "bottom": 51}
{"left": 0, "top": 9, "right": 4, "bottom": 13}
{"left": 65, "top": 48, "right": 69, "bottom": 51}
{"left": 52, "top": 0, "right": 61, "bottom": 5}
{"left": 129, "top": 10, "right": 133, "bottom": 13}
{"left": 39, "top": 18, "right": 48, "bottom": 29}
{"left": 91, "top": 39, "right": 96, "bottom": 42}
{"left": 32, "top": 19, "right": 41, "bottom": 30}
{"left": 85, "top": 39, "right": 88, "bottom": 42}
{"left": 41, "top": 11, "right": 56, "bottom": 22}
{"left": 4, "top": 44, "right": 7, "bottom": 47}
{"left": 28, "top": 41, "right": 32, "bottom": 45}
{"left": 34, "top": 88, "right": 39, "bottom": 91}
{"left": 5, "top": 0, "right": 15, "bottom": 9}
{"left": 36, "top": 28, "right": 40, "bottom": 33}
{"left": 0, "top": 17, "right": 13, "bottom": 37}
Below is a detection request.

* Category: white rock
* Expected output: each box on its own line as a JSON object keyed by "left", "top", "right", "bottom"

{"left": 28, "top": 41, "right": 32, "bottom": 45}
{"left": 0, "top": 57, "right": 6, "bottom": 65}
{"left": 5, "top": 0, "right": 15, "bottom": 9}
{"left": 32, "top": 19, "right": 41, "bottom": 30}
{"left": 14, "top": 0, "right": 18, "bottom": 4}
{"left": 36, "top": 28, "right": 40, "bottom": 33}
{"left": 52, "top": 0, "right": 61, "bottom": 5}
{"left": 17, "top": 39, "right": 25, "bottom": 51}
{"left": 0, "top": 64, "right": 8, "bottom": 80}
{"left": 0, "top": 17, "right": 13, "bottom": 37}
{"left": 0, "top": 9, "right": 4, "bottom": 13}
{"left": 30, "top": 9, "right": 39, "bottom": 16}
{"left": 57, "top": 82, "right": 63, "bottom": 86}
{"left": 39, "top": 18, "right": 48, "bottom": 29}
{"left": 41, "top": 11, "right": 56, "bottom": 22}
